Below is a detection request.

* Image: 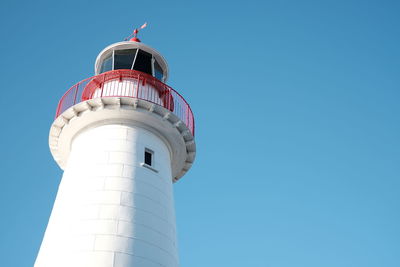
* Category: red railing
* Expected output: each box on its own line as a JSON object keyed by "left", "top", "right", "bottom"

{"left": 55, "top": 69, "right": 195, "bottom": 136}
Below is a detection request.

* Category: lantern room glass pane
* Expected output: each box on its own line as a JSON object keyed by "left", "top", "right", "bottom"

{"left": 100, "top": 54, "right": 113, "bottom": 73}
{"left": 154, "top": 59, "right": 163, "bottom": 81}
{"left": 133, "top": 49, "right": 152, "bottom": 75}
{"left": 114, "top": 49, "right": 137, "bottom": 70}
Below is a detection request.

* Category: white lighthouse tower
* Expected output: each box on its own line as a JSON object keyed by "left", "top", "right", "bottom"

{"left": 35, "top": 27, "right": 196, "bottom": 267}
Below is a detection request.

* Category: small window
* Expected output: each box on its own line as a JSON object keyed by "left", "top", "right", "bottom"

{"left": 144, "top": 149, "right": 153, "bottom": 166}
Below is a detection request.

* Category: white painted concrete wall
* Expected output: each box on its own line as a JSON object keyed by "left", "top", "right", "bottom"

{"left": 35, "top": 124, "right": 178, "bottom": 267}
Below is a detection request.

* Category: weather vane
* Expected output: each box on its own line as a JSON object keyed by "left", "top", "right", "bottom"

{"left": 125, "top": 22, "right": 147, "bottom": 42}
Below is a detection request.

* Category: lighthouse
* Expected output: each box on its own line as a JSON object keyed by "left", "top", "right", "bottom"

{"left": 35, "top": 27, "right": 196, "bottom": 267}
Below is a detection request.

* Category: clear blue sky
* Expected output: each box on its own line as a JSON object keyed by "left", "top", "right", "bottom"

{"left": 0, "top": 0, "right": 399, "bottom": 266}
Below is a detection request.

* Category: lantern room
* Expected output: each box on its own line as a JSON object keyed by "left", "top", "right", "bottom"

{"left": 94, "top": 41, "right": 169, "bottom": 82}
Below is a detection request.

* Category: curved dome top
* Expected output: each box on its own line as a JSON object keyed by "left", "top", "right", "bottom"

{"left": 94, "top": 41, "right": 169, "bottom": 82}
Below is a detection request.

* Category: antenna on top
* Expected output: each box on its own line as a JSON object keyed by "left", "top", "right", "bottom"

{"left": 125, "top": 22, "right": 148, "bottom": 42}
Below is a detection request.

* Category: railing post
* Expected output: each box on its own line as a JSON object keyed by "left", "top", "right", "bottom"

{"left": 146, "top": 77, "right": 149, "bottom": 101}
{"left": 101, "top": 74, "right": 106, "bottom": 97}
{"left": 136, "top": 75, "right": 140, "bottom": 99}
{"left": 56, "top": 98, "right": 62, "bottom": 118}
{"left": 166, "top": 86, "right": 170, "bottom": 110}
{"left": 73, "top": 85, "right": 79, "bottom": 105}
{"left": 186, "top": 104, "right": 189, "bottom": 130}
{"left": 192, "top": 115, "right": 195, "bottom": 136}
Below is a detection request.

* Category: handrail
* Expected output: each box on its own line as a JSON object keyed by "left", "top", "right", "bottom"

{"left": 55, "top": 69, "right": 195, "bottom": 136}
